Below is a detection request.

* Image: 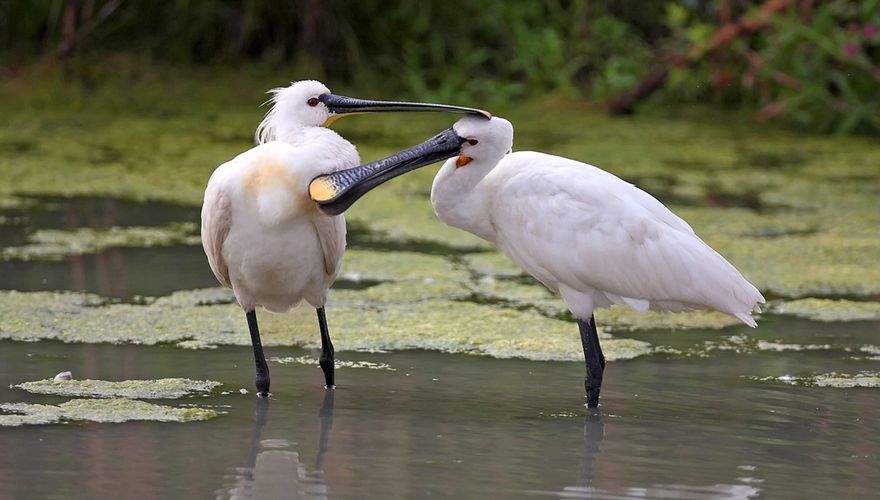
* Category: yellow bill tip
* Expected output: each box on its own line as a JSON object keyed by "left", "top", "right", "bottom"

{"left": 309, "top": 177, "right": 339, "bottom": 202}
{"left": 322, "top": 114, "right": 342, "bottom": 127}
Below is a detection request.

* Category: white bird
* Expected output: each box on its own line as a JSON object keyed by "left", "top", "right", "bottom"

{"left": 201, "top": 80, "right": 486, "bottom": 396}
{"left": 309, "top": 115, "right": 765, "bottom": 407}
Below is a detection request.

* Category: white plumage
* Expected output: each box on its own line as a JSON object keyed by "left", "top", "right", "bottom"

{"left": 431, "top": 117, "right": 764, "bottom": 327}
{"left": 201, "top": 80, "right": 359, "bottom": 397}
{"left": 429, "top": 116, "right": 764, "bottom": 406}
{"left": 202, "top": 81, "right": 358, "bottom": 316}
{"left": 202, "top": 138, "right": 352, "bottom": 313}
{"left": 202, "top": 80, "right": 483, "bottom": 396}
{"left": 307, "top": 114, "right": 764, "bottom": 406}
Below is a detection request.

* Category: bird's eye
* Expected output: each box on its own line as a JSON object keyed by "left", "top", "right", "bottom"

{"left": 467, "top": 139, "right": 479, "bottom": 145}
{"left": 307, "top": 97, "right": 320, "bottom": 107}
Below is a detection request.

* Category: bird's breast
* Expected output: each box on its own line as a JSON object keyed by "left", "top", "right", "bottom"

{"left": 244, "top": 156, "right": 299, "bottom": 197}
{"left": 242, "top": 153, "right": 315, "bottom": 225}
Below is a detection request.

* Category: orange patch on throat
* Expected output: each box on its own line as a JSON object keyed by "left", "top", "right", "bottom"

{"left": 456, "top": 155, "right": 473, "bottom": 168}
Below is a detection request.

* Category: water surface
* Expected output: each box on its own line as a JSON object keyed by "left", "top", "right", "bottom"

{"left": 1, "top": 338, "right": 878, "bottom": 499}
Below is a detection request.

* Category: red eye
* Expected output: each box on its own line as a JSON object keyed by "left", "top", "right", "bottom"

{"left": 467, "top": 139, "right": 479, "bottom": 145}
{"left": 307, "top": 97, "right": 319, "bottom": 107}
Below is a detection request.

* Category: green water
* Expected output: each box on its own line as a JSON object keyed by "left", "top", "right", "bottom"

{"left": 0, "top": 78, "right": 878, "bottom": 497}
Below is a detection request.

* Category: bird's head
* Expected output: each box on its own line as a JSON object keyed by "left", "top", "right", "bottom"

{"left": 309, "top": 115, "right": 513, "bottom": 215}
{"left": 255, "top": 80, "right": 491, "bottom": 145}
{"left": 451, "top": 115, "right": 514, "bottom": 168}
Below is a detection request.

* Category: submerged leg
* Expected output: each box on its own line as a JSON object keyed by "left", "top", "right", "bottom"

{"left": 316, "top": 307, "right": 335, "bottom": 389}
{"left": 578, "top": 315, "right": 605, "bottom": 408}
{"left": 246, "top": 310, "right": 271, "bottom": 397}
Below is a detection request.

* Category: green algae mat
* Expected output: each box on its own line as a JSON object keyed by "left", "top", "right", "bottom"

{"left": 1, "top": 377, "right": 222, "bottom": 426}
{"left": 0, "top": 398, "right": 218, "bottom": 426}
{"left": 0, "top": 79, "right": 878, "bottom": 363}
{"left": 13, "top": 378, "right": 222, "bottom": 399}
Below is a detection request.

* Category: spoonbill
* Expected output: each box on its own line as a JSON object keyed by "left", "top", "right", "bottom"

{"left": 201, "top": 80, "right": 487, "bottom": 397}
{"left": 309, "top": 115, "right": 765, "bottom": 407}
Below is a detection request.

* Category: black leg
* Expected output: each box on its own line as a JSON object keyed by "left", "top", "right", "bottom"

{"left": 246, "top": 310, "right": 271, "bottom": 397}
{"left": 316, "top": 307, "right": 335, "bottom": 388}
{"left": 578, "top": 315, "right": 605, "bottom": 408}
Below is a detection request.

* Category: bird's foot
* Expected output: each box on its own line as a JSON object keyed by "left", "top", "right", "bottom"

{"left": 584, "top": 380, "right": 602, "bottom": 408}
{"left": 256, "top": 378, "right": 270, "bottom": 398}
{"left": 584, "top": 389, "right": 599, "bottom": 408}
{"left": 319, "top": 357, "right": 335, "bottom": 388}
{"left": 323, "top": 384, "right": 336, "bottom": 390}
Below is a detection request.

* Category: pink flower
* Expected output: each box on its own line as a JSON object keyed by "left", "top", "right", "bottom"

{"left": 865, "top": 25, "right": 877, "bottom": 39}
{"left": 844, "top": 43, "right": 858, "bottom": 58}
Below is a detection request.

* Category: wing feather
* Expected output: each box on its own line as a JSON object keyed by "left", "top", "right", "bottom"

{"left": 312, "top": 214, "right": 346, "bottom": 278}
{"left": 201, "top": 178, "right": 232, "bottom": 288}
{"left": 489, "top": 156, "right": 763, "bottom": 319}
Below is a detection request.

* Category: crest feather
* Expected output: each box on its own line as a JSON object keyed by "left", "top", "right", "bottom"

{"left": 254, "top": 85, "right": 290, "bottom": 145}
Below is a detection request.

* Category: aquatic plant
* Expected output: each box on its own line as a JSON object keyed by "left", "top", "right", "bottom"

{"left": 0, "top": 398, "right": 217, "bottom": 427}
{"left": 13, "top": 378, "right": 222, "bottom": 399}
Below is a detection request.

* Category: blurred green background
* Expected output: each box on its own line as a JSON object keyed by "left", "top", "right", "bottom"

{"left": 2, "top": 0, "right": 878, "bottom": 134}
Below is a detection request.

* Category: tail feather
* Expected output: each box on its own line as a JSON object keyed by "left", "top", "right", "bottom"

{"left": 734, "top": 311, "right": 758, "bottom": 328}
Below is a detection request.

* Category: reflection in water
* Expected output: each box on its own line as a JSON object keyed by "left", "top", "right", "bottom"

{"left": 552, "top": 411, "right": 760, "bottom": 500}
{"left": 218, "top": 392, "right": 335, "bottom": 499}
{"left": 575, "top": 411, "right": 604, "bottom": 492}
{"left": 0, "top": 196, "right": 216, "bottom": 298}
{"left": 556, "top": 411, "right": 604, "bottom": 498}
{"left": 2, "top": 340, "right": 879, "bottom": 497}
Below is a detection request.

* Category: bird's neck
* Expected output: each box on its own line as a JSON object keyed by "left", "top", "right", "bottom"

{"left": 273, "top": 123, "right": 310, "bottom": 145}
{"left": 285, "top": 127, "right": 361, "bottom": 173}
{"left": 430, "top": 158, "right": 498, "bottom": 242}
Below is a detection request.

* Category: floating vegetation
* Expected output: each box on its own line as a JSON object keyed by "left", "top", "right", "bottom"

{"left": 463, "top": 252, "right": 526, "bottom": 278}
{"left": 341, "top": 248, "right": 472, "bottom": 283}
{"left": 706, "top": 233, "right": 880, "bottom": 298}
{"left": 771, "top": 299, "right": 880, "bottom": 322}
{"left": 0, "top": 398, "right": 217, "bottom": 426}
{"left": 13, "top": 378, "right": 222, "bottom": 399}
{"left": 270, "top": 356, "right": 395, "bottom": 371}
{"left": 151, "top": 288, "right": 236, "bottom": 307}
{"left": 755, "top": 341, "right": 832, "bottom": 352}
{"left": 754, "top": 372, "right": 880, "bottom": 388}
{"left": 0, "top": 288, "right": 652, "bottom": 362}
{"left": 1, "top": 95, "right": 878, "bottom": 362}
{"left": 596, "top": 306, "right": 743, "bottom": 332}
{"left": 672, "top": 335, "right": 841, "bottom": 358}
{"left": 539, "top": 410, "right": 580, "bottom": 419}
{"left": 1, "top": 223, "right": 200, "bottom": 261}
